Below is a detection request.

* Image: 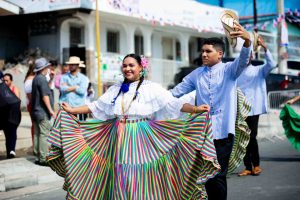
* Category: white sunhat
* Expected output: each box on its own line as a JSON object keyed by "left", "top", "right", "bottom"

{"left": 65, "top": 56, "right": 84, "bottom": 65}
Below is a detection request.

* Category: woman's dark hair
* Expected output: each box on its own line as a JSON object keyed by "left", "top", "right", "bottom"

{"left": 123, "top": 53, "right": 142, "bottom": 66}
{"left": 24, "top": 60, "right": 36, "bottom": 82}
{"left": 112, "top": 53, "right": 144, "bottom": 104}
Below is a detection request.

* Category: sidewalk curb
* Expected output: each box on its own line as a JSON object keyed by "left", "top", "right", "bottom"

{"left": 0, "top": 156, "right": 63, "bottom": 193}
{"left": 0, "top": 180, "right": 65, "bottom": 200}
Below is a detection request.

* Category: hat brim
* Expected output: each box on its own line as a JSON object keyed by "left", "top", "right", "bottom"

{"left": 33, "top": 63, "right": 50, "bottom": 72}
{"left": 252, "top": 31, "right": 260, "bottom": 52}
{"left": 221, "top": 18, "right": 238, "bottom": 48}
{"left": 220, "top": 10, "right": 238, "bottom": 22}
{"left": 65, "top": 61, "right": 84, "bottom": 65}
{"left": 220, "top": 10, "right": 239, "bottom": 48}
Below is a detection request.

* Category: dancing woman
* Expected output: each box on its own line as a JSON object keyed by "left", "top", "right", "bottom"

{"left": 47, "top": 54, "right": 220, "bottom": 199}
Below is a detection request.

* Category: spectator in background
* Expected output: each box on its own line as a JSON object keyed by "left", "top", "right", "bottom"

{"left": 3, "top": 73, "right": 20, "bottom": 99}
{"left": 48, "top": 61, "right": 57, "bottom": 92}
{"left": 85, "top": 82, "right": 95, "bottom": 105}
{"left": 24, "top": 60, "right": 36, "bottom": 144}
{"left": 3, "top": 73, "right": 21, "bottom": 158}
{"left": 55, "top": 64, "right": 69, "bottom": 96}
{"left": 59, "top": 56, "right": 88, "bottom": 121}
{"left": 31, "top": 57, "right": 56, "bottom": 166}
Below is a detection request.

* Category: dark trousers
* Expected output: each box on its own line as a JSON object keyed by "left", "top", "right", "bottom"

{"left": 77, "top": 114, "right": 87, "bottom": 121}
{"left": 205, "top": 134, "right": 234, "bottom": 200}
{"left": 3, "top": 123, "right": 17, "bottom": 158}
{"left": 243, "top": 115, "right": 260, "bottom": 170}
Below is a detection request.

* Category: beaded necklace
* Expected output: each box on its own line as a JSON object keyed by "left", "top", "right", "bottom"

{"left": 121, "top": 80, "right": 140, "bottom": 118}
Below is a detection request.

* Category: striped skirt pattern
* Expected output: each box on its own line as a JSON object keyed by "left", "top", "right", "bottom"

{"left": 47, "top": 111, "right": 220, "bottom": 200}
{"left": 228, "top": 88, "right": 252, "bottom": 173}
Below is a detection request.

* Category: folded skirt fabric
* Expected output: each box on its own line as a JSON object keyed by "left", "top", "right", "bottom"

{"left": 47, "top": 111, "right": 220, "bottom": 200}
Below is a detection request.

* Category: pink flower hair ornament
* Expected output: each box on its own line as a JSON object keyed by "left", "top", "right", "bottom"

{"left": 140, "top": 55, "right": 149, "bottom": 77}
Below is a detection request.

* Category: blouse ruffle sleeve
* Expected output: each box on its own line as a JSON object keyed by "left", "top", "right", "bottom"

{"left": 146, "top": 83, "right": 186, "bottom": 120}
{"left": 87, "top": 84, "right": 120, "bottom": 120}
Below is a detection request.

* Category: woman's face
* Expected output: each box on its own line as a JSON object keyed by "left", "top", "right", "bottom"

{"left": 122, "top": 57, "right": 143, "bottom": 82}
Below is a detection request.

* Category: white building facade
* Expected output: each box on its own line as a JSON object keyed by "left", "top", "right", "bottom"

{"left": 6, "top": 0, "right": 230, "bottom": 90}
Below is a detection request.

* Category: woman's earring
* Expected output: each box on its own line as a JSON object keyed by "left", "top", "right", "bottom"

{"left": 139, "top": 71, "right": 144, "bottom": 77}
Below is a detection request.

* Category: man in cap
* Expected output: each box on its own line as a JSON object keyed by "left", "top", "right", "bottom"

{"left": 59, "top": 56, "right": 88, "bottom": 121}
{"left": 31, "top": 57, "right": 56, "bottom": 166}
{"left": 171, "top": 22, "right": 252, "bottom": 200}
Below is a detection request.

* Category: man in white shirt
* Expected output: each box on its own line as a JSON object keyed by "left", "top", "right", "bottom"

{"left": 237, "top": 35, "right": 277, "bottom": 176}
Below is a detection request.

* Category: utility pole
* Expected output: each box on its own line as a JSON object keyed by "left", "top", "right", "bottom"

{"left": 219, "top": 0, "right": 224, "bottom": 7}
{"left": 253, "top": 0, "right": 257, "bottom": 31}
{"left": 253, "top": 0, "right": 258, "bottom": 59}
{"left": 277, "top": 0, "right": 288, "bottom": 74}
{"left": 96, "top": 0, "right": 102, "bottom": 96}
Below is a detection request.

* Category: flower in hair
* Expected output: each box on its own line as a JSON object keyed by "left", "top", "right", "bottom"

{"left": 140, "top": 55, "right": 149, "bottom": 77}
{"left": 140, "top": 55, "right": 149, "bottom": 70}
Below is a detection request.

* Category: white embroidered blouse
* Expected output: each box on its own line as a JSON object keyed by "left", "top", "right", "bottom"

{"left": 87, "top": 80, "right": 191, "bottom": 121}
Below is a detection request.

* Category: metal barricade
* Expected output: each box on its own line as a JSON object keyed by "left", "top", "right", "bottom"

{"left": 267, "top": 89, "right": 300, "bottom": 111}
{"left": 262, "top": 89, "right": 300, "bottom": 140}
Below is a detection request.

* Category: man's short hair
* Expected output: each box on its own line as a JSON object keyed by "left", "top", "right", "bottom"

{"left": 202, "top": 38, "right": 225, "bottom": 53}
{"left": 3, "top": 73, "right": 13, "bottom": 81}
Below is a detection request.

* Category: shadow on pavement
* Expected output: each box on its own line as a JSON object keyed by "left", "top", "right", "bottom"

{"left": 0, "top": 147, "right": 33, "bottom": 161}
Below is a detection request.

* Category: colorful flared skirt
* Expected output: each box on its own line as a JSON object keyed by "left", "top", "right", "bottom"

{"left": 280, "top": 104, "right": 300, "bottom": 152}
{"left": 47, "top": 111, "right": 220, "bottom": 200}
{"left": 228, "top": 88, "right": 251, "bottom": 173}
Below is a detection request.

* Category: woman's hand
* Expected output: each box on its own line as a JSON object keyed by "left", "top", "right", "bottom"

{"left": 196, "top": 104, "right": 210, "bottom": 113}
{"left": 61, "top": 102, "right": 73, "bottom": 113}
{"left": 286, "top": 99, "right": 295, "bottom": 105}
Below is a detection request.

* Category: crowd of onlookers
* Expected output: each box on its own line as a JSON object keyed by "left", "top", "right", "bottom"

{"left": 0, "top": 56, "right": 94, "bottom": 164}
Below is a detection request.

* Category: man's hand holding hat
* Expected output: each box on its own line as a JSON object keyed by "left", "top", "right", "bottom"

{"left": 230, "top": 22, "right": 251, "bottom": 47}
{"left": 257, "top": 35, "right": 267, "bottom": 52}
{"left": 220, "top": 10, "right": 251, "bottom": 48}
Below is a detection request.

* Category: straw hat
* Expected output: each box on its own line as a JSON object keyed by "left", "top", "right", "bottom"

{"left": 79, "top": 63, "right": 86, "bottom": 68}
{"left": 251, "top": 31, "right": 260, "bottom": 52}
{"left": 65, "top": 56, "right": 84, "bottom": 65}
{"left": 220, "top": 10, "right": 239, "bottom": 48}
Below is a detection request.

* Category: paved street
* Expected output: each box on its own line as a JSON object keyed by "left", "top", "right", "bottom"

{"left": 228, "top": 139, "right": 300, "bottom": 200}
{"left": 2, "top": 139, "right": 299, "bottom": 200}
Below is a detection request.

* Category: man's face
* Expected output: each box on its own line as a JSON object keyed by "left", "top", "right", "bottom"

{"left": 3, "top": 75, "right": 12, "bottom": 87}
{"left": 201, "top": 44, "right": 223, "bottom": 67}
{"left": 62, "top": 65, "right": 69, "bottom": 73}
{"left": 69, "top": 64, "right": 79, "bottom": 73}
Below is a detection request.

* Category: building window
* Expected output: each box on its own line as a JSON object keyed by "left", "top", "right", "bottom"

{"left": 107, "top": 30, "right": 120, "bottom": 53}
{"left": 134, "top": 35, "right": 144, "bottom": 55}
{"left": 70, "top": 26, "right": 84, "bottom": 47}
{"left": 175, "top": 40, "right": 181, "bottom": 61}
